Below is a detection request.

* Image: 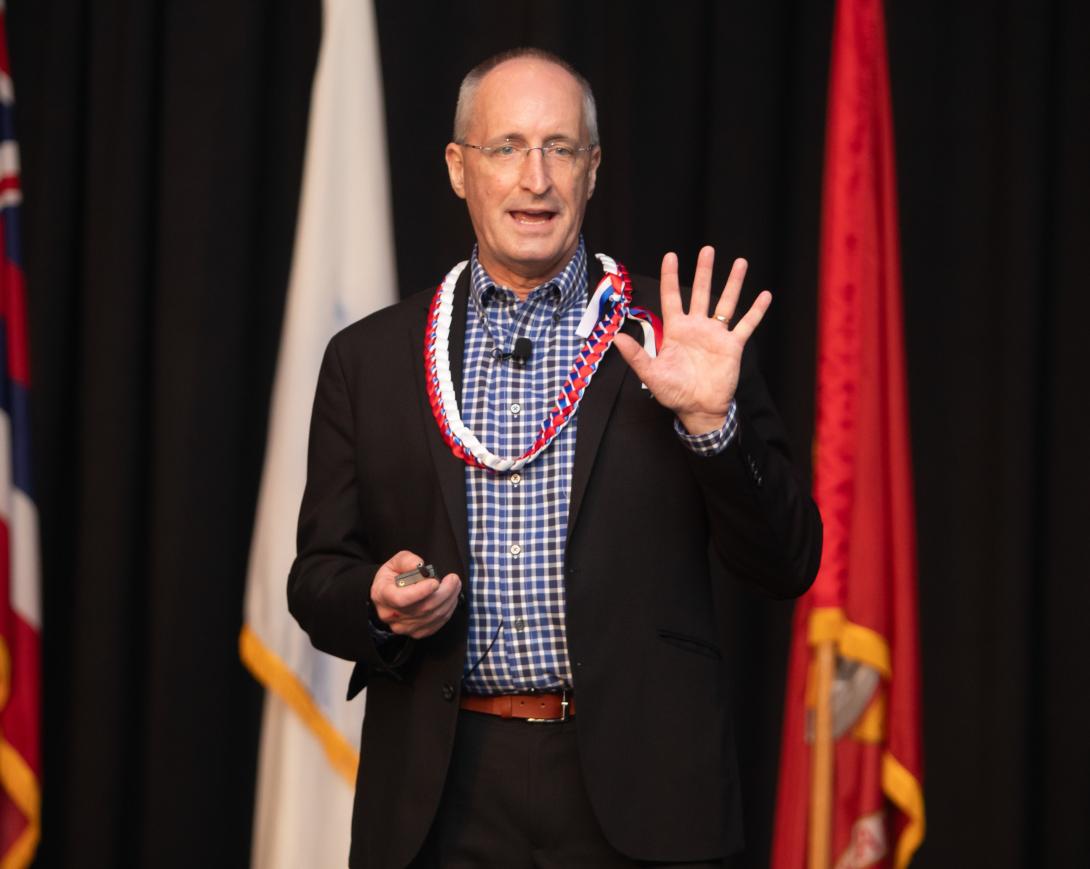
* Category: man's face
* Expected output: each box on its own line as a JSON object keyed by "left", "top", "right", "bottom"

{"left": 445, "top": 59, "right": 601, "bottom": 293}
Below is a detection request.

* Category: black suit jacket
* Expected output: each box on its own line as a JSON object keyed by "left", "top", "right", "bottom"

{"left": 288, "top": 257, "right": 822, "bottom": 868}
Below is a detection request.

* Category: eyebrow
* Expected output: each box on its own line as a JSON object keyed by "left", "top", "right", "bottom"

{"left": 494, "top": 132, "right": 580, "bottom": 144}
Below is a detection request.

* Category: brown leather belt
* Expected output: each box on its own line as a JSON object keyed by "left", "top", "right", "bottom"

{"left": 460, "top": 690, "right": 574, "bottom": 722}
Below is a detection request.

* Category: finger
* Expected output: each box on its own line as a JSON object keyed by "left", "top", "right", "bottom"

{"left": 712, "top": 257, "right": 749, "bottom": 323}
{"left": 659, "top": 252, "right": 683, "bottom": 321}
{"left": 381, "top": 576, "right": 441, "bottom": 611}
{"left": 385, "top": 592, "right": 442, "bottom": 634}
{"left": 401, "top": 578, "right": 462, "bottom": 638}
{"left": 408, "top": 587, "right": 462, "bottom": 638}
{"left": 613, "top": 332, "right": 654, "bottom": 383}
{"left": 394, "top": 572, "right": 460, "bottom": 617}
{"left": 373, "top": 550, "right": 438, "bottom": 606}
{"left": 408, "top": 573, "right": 460, "bottom": 615}
{"left": 729, "top": 290, "right": 772, "bottom": 343}
{"left": 381, "top": 550, "right": 427, "bottom": 576}
{"left": 371, "top": 551, "right": 427, "bottom": 613}
{"left": 689, "top": 245, "right": 716, "bottom": 318}
{"left": 405, "top": 609, "right": 451, "bottom": 638}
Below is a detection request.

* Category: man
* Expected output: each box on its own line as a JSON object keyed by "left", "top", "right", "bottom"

{"left": 289, "top": 48, "right": 822, "bottom": 868}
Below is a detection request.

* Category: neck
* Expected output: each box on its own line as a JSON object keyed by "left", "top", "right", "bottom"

{"left": 477, "top": 247, "right": 578, "bottom": 301}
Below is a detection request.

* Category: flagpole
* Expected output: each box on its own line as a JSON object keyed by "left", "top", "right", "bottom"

{"left": 809, "top": 639, "right": 835, "bottom": 869}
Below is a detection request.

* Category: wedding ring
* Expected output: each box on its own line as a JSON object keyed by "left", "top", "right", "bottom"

{"left": 714, "top": 315, "right": 729, "bottom": 326}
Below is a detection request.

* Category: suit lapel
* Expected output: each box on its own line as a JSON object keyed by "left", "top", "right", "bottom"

{"left": 567, "top": 254, "right": 631, "bottom": 543}
{"left": 409, "top": 267, "right": 471, "bottom": 573}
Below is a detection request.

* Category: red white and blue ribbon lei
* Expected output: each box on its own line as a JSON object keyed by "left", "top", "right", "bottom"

{"left": 424, "top": 253, "right": 663, "bottom": 471}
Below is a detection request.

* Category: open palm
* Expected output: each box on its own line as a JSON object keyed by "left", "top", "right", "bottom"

{"left": 613, "top": 246, "right": 771, "bottom": 435}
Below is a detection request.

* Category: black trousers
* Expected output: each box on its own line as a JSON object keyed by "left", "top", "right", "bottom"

{"left": 410, "top": 710, "right": 726, "bottom": 869}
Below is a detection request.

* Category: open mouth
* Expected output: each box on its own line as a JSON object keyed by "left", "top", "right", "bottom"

{"left": 509, "top": 210, "right": 557, "bottom": 225}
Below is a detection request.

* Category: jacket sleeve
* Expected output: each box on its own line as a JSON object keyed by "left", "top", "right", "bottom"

{"left": 684, "top": 348, "right": 823, "bottom": 599}
{"left": 286, "top": 334, "right": 413, "bottom": 678}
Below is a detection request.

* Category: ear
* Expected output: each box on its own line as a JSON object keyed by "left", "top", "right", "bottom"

{"left": 586, "top": 146, "right": 601, "bottom": 200}
{"left": 445, "top": 142, "right": 466, "bottom": 200}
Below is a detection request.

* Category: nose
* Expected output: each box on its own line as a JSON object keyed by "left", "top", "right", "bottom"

{"left": 518, "top": 147, "right": 551, "bottom": 195}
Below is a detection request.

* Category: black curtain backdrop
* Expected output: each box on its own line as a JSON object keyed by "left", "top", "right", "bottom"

{"left": 8, "top": 1, "right": 321, "bottom": 866}
{"left": 6, "top": 1, "right": 1089, "bottom": 867}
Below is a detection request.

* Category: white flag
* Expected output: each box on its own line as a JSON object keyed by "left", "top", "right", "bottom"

{"left": 241, "top": 0, "right": 396, "bottom": 865}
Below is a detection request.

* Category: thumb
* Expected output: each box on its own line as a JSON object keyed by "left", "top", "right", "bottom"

{"left": 613, "top": 332, "right": 653, "bottom": 382}
{"left": 385, "top": 550, "right": 426, "bottom": 574}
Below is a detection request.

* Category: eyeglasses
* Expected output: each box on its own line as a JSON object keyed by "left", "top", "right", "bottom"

{"left": 458, "top": 140, "right": 597, "bottom": 166}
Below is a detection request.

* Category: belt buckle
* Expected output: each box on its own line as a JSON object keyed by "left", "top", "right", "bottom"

{"left": 526, "top": 688, "right": 570, "bottom": 724}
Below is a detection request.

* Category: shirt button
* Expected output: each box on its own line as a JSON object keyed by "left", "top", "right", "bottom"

{"left": 510, "top": 472, "right": 522, "bottom": 486}
{"left": 441, "top": 683, "right": 455, "bottom": 702}
{"left": 513, "top": 617, "right": 526, "bottom": 631}
{"left": 510, "top": 402, "right": 521, "bottom": 416}
{"left": 509, "top": 544, "right": 522, "bottom": 557}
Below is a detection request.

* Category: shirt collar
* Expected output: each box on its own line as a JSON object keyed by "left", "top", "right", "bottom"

{"left": 469, "top": 238, "right": 587, "bottom": 314}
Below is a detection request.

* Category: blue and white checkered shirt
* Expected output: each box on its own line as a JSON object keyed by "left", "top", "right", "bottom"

{"left": 460, "top": 239, "right": 737, "bottom": 693}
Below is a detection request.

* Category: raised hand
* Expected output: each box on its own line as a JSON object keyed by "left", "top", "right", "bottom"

{"left": 613, "top": 246, "right": 771, "bottom": 435}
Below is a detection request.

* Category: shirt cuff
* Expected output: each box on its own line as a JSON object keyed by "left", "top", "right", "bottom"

{"left": 369, "top": 622, "right": 395, "bottom": 643}
{"left": 673, "top": 400, "right": 738, "bottom": 456}
{"left": 367, "top": 602, "right": 396, "bottom": 643}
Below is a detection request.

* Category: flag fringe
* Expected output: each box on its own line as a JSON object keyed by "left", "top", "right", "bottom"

{"left": 239, "top": 625, "right": 359, "bottom": 785}
{"left": 883, "top": 749, "right": 925, "bottom": 869}
{"left": 808, "top": 606, "right": 891, "bottom": 677}
{"left": 849, "top": 691, "right": 885, "bottom": 743}
{"left": 0, "top": 738, "right": 39, "bottom": 869}
{"left": 806, "top": 607, "right": 926, "bottom": 867}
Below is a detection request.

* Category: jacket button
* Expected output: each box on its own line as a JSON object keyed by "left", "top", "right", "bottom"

{"left": 442, "top": 683, "right": 455, "bottom": 702}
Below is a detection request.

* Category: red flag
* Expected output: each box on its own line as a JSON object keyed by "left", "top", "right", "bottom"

{"left": 0, "top": 4, "right": 43, "bottom": 866}
{"left": 772, "top": 0, "right": 924, "bottom": 867}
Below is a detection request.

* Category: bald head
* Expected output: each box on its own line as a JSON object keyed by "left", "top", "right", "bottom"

{"left": 453, "top": 48, "right": 599, "bottom": 146}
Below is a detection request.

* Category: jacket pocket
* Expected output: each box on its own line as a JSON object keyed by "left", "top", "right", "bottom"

{"left": 656, "top": 628, "right": 723, "bottom": 661}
